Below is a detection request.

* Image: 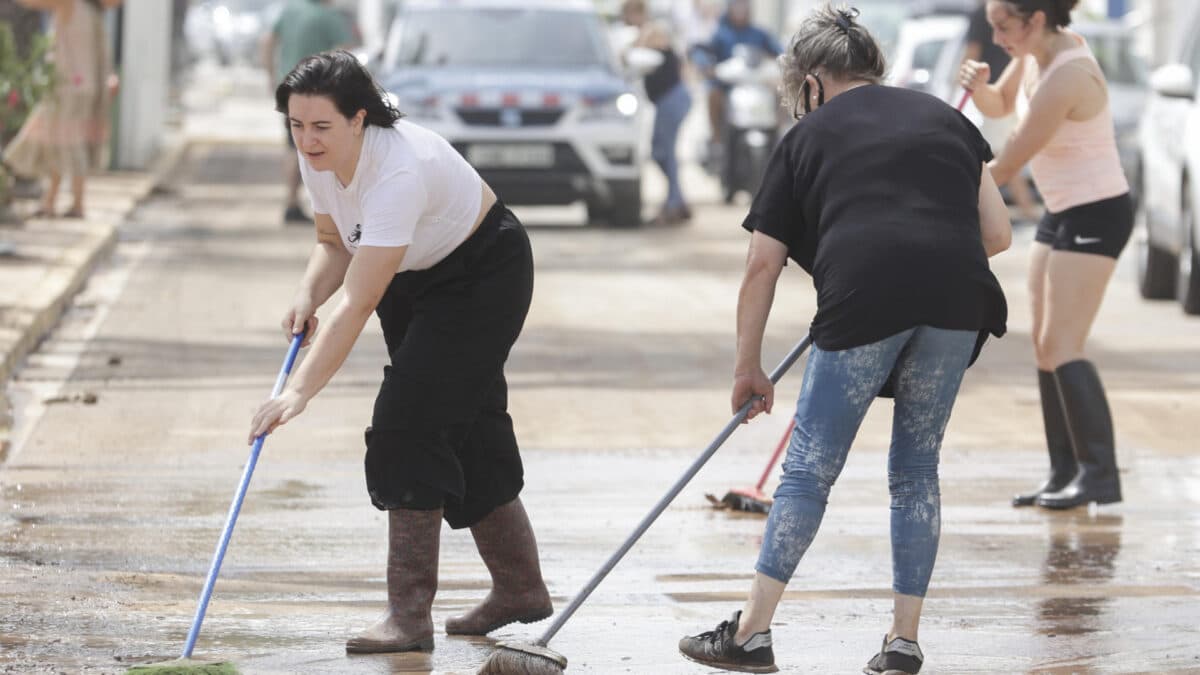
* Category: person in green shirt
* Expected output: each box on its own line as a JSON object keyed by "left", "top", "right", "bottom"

{"left": 262, "top": 0, "right": 353, "bottom": 224}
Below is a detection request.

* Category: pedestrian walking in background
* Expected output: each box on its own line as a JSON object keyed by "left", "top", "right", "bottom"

{"left": 679, "top": 5, "right": 1010, "bottom": 673}
{"left": 961, "top": 0, "right": 1131, "bottom": 510}
{"left": 2, "top": 0, "right": 120, "bottom": 220}
{"left": 964, "top": 0, "right": 1040, "bottom": 223}
{"left": 622, "top": 0, "right": 693, "bottom": 225}
{"left": 249, "top": 50, "right": 552, "bottom": 653}
{"left": 262, "top": 0, "right": 352, "bottom": 225}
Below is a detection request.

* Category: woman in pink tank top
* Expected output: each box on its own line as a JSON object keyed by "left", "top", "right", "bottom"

{"left": 959, "top": 0, "right": 1128, "bottom": 511}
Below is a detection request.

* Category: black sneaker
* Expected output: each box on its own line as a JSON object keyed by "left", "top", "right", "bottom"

{"left": 863, "top": 635, "right": 924, "bottom": 675}
{"left": 284, "top": 205, "right": 313, "bottom": 225}
{"left": 679, "top": 610, "right": 778, "bottom": 673}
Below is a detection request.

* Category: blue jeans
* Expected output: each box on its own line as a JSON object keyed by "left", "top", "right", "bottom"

{"left": 650, "top": 83, "right": 691, "bottom": 210}
{"left": 755, "top": 327, "right": 976, "bottom": 597}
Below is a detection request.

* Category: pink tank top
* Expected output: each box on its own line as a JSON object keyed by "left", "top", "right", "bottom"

{"left": 1015, "top": 34, "right": 1129, "bottom": 213}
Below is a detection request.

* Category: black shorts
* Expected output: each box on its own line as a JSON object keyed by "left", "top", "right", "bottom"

{"left": 1034, "top": 193, "right": 1133, "bottom": 259}
{"left": 364, "top": 201, "right": 533, "bottom": 529}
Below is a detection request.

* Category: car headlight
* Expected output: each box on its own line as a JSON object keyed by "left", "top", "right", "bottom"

{"left": 579, "top": 92, "right": 639, "bottom": 122}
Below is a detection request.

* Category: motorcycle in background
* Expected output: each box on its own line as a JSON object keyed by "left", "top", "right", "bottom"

{"left": 712, "top": 44, "right": 782, "bottom": 203}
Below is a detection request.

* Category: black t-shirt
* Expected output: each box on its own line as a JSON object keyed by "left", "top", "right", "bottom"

{"left": 967, "top": 6, "right": 1010, "bottom": 82}
{"left": 742, "top": 84, "right": 1007, "bottom": 376}
{"left": 644, "top": 48, "right": 683, "bottom": 102}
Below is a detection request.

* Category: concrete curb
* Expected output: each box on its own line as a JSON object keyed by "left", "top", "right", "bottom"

{"left": 0, "top": 136, "right": 190, "bottom": 458}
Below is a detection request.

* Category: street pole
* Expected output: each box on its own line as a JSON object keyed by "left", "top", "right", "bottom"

{"left": 115, "top": 0, "right": 173, "bottom": 170}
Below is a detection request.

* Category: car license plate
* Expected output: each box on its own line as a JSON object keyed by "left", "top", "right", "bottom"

{"left": 467, "top": 144, "right": 554, "bottom": 168}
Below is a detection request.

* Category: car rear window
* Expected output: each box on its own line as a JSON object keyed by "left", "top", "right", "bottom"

{"left": 388, "top": 7, "right": 611, "bottom": 69}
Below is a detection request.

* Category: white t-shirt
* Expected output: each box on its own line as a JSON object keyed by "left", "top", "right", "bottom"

{"left": 299, "top": 119, "right": 483, "bottom": 272}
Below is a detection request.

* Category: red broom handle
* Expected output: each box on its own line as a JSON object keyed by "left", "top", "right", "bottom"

{"left": 754, "top": 419, "right": 795, "bottom": 493}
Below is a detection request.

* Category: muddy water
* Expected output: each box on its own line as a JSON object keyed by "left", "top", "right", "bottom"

{"left": 3, "top": 449, "right": 1200, "bottom": 673}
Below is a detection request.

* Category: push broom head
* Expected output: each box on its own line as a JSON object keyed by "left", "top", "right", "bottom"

{"left": 123, "top": 659, "right": 240, "bottom": 675}
{"left": 705, "top": 487, "right": 773, "bottom": 514}
{"left": 477, "top": 641, "right": 568, "bottom": 675}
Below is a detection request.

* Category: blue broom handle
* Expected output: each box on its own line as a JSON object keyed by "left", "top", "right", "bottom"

{"left": 182, "top": 331, "right": 306, "bottom": 658}
{"left": 536, "top": 334, "right": 812, "bottom": 646}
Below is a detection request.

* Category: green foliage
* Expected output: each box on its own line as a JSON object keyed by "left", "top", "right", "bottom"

{"left": 0, "top": 22, "right": 56, "bottom": 143}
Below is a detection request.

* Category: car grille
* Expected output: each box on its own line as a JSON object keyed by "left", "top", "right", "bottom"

{"left": 456, "top": 108, "right": 565, "bottom": 127}
{"left": 451, "top": 142, "right": 587, "bottom": 173}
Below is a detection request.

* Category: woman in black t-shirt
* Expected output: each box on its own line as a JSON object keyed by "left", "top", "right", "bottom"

{"left": 678, "top": 6, "right": 1011, "bottom": 674}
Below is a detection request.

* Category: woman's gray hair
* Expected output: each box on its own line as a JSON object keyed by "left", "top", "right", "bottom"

{"left": 780, "top": 3, "right": 886, "bottom": 112}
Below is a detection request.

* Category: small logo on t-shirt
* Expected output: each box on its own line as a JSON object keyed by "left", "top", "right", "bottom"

{"left": 349, "top": 223, "right": 362, "bottom": 244}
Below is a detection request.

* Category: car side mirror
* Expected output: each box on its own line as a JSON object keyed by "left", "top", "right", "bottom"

{"left": 1150, "top": 63, "right": 1195, "bottom": 99}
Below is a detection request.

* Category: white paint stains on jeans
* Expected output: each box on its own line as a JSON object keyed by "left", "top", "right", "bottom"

{"left": 755, "top": 327, "right": 975, "bottom": 594}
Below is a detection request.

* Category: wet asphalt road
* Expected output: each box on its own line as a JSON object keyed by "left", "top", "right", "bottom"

{"left": 1, "top": 144, "right": 1199, "bottom": 674}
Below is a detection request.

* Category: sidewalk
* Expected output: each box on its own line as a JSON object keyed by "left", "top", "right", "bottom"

{"left": 0, "top": 139, "right": 187, "bottom": 459}
{"left": 0, "top": 59, "right": 282, "bottom": 460}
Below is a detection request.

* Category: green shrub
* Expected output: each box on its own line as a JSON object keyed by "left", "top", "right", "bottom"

{"left": 0, "top": 23, "right": 55, "bottom": 145}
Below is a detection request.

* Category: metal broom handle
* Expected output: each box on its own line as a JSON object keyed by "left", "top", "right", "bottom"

{"left": 536, "top": 334, "right": 813, "bottom": 646}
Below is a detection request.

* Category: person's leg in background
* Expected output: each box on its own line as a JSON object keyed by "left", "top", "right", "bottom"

{"left": 1009, "top": 172, "right": 1040, "bottom": 222}
{"left": 37, "top": 172, "right": 61, "bottom": 217}
{"left": 63, "top": 174, "right": 85, "bottom": 218}
{"left": 982, "top": 114, "right": 1041, "bottom": 223}
{"left": 864, "top": 327, "right": 974, "bottom": 675}
{"left": 650, "top": 83, "right": 693, "bottom": 224}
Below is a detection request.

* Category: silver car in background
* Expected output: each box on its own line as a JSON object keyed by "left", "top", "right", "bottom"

{"left": 374, "top": 0, "right": 647, "bottom": 226}
{"left": 1135, "top": 4, "right": 1200, "bottom": 314}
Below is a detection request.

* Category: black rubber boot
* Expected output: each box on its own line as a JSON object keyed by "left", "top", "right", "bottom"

{"left": 1037, "top": 360, "right": 1122, "bottom": 510}
{"left": 1013, "top": 370, "right": 1078, "bottom": 506}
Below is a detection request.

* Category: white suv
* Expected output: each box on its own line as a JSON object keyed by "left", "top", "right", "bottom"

{"left": 374, "top": 0, "right": 648, "bottom": 226}
{"left": 1136, "top": 4, "right": 1200, "bottom": 314}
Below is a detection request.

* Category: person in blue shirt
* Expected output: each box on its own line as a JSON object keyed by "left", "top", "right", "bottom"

{"left": 703, "top": 0, "right": 783, "bottom": 146}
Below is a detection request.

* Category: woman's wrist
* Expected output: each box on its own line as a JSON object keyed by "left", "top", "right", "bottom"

{"left": 734, "top": 357, "right": 762, "bottom": 376}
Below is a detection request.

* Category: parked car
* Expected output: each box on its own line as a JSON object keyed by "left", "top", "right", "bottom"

{"left": 888, "top": 10, "right": 969, "bottom": 101}
{"left": 373, "top": 0, "right": 648, "bottom": 226}
{"left": 1136, "top": 4, "right": 1200, "bottom": 314}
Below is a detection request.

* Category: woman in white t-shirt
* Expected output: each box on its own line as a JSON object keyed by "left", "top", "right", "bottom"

{"left": 248, "top": 50, "right": 553, "bottom": 653}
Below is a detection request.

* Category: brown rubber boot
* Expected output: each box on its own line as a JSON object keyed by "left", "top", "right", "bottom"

{"left": 346, "top": 508, "right": 441, "bottom": 653}
{"left": 445, "top": 498, "right": 553, "bottom": 635}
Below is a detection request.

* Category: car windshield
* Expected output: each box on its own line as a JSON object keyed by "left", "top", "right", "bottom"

{"left": 1085, "top": 33, "right": 1145, "bottom": 86}
{"left": 386, "top": 7, "right": 611, "bottom": 69}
